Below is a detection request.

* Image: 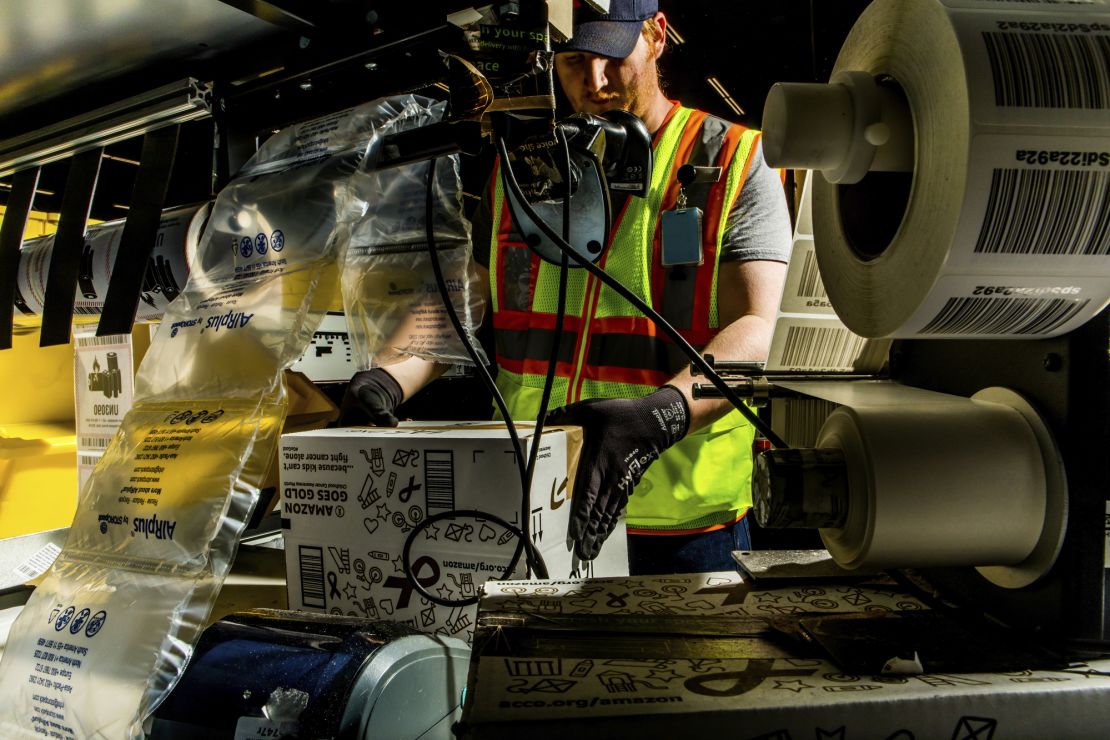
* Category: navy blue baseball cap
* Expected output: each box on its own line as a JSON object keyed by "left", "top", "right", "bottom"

{"left": 560, "top": 0, "right": 659, "bottom": 59}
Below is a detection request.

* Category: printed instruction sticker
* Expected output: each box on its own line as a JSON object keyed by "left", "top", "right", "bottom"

{"left": 74, "top": 333, "right": 134, "bottom": 446}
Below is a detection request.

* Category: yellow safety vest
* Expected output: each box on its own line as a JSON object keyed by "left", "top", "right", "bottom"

{"left": 488, "top": 104, "right": 761, "bottom": 533}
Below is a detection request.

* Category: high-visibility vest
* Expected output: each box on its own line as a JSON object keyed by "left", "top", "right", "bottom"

{"left": 488, "top": 103, "right": 762, "bottom": 533}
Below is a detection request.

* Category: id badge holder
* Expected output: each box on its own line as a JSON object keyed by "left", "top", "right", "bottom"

{"left": 661, "top": 188, "right": 704, "bottom": 267}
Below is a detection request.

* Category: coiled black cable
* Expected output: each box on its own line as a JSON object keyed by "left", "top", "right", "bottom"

{"left": 401, "top": 147, "right": 571, "bottom": 606}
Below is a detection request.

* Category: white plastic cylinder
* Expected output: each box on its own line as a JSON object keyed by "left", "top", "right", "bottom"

{"left": 763, "top": 72, "right": 914, "bottom": 183}
{"left": 818, "top": 398, "right": 1047, "bottom": 570}
{"left": 762, "top": 82, "right": 857, "bottom": 171}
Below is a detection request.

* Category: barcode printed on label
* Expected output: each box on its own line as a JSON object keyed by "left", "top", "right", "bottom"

{"left": 13, "top": 563, "right": 41, "bottom": 580}
{"left": 298, "top": 545, "right": 326, "bottom": 609}
{"left": 919, "top": 296, "right": 1091, "bottom": 334}
{"left": 79, "top": 436, "right": 111, "bottom": 449}
{"left": 797, "top": 250, "right": 828, "bottom": 299}
{"left": 73, "top": 306, "right": 102, "bottom": 315}
{"left": 780, "top": 326, "right": 868, "bottom": 369}
{"left": 77, "top": 334, "right": 126, "bottom": 347}
{"left": 983, "top": 32, "right": 1110, "bottom": 108}
{"left": 977, "top": 168, "right": 1110, "bottom": 254}
{"left": 424, "top": 450, "right": 456, "bottom": 512}
{"left": 781, "top": 398, "right": 840, "bottom": 448}
{"left": 11, "top": 543, "right": 62, "bottom": 582}
{"left": 78, "top": 455, "right": 101, "bottom": 466}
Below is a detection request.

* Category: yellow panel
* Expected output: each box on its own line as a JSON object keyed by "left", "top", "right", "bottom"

{"left": 0, "top": 422, "right": 78, "bottom": 538}
{"left": 0, "top": 330, "right": 77, "bottom": 424}
{"left": 0, "top": 203, "right": 153, "bottom": 535}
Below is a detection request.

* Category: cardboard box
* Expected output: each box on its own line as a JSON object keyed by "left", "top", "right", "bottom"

{"left": 280, "top": 423, "right": 628, "bottom": 643}
{"left": 458, "top": 571, "right": 1110, "bottom": 738}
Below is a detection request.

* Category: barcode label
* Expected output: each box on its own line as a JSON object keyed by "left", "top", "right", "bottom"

{"left": 424, "top": 450, "right": 456, "bottom": 512}
{"left": 11, "top": 543, "right": 62, "bottom": 582}
{"left": 298, "top": 545, "right": 326, "bottom": 609}
{"left": 79, "top": 436, "right": 111, "bottom": 449}
{"left": 76, "top": 333, "right": 126, "bottom": 347}
{"left": 797, "top": 250, "right": 828, "bottom": 299}
{"left": 73, "top": 306, "right": 101, "bottom": 315}
{"left": 976, "top": 168, "right": 1110, "bottom": 254}
{"left": 983, "top": 31, "right": 1110, "bottom": 108}
{"left": 919, "top": 296, "right": 1091, "bottom": 334}
{"left": 779, "top": 398, "right": 840, "bottom": 448}
{"left": 78, "top": 455, "right": 101, "bottom": 466}
{"left": 780, "top": 326, "right": 869, "bottom": 370}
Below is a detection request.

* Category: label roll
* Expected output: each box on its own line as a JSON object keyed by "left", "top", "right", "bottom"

{"left": 810, "top": 0, "right": 1110, "bottom": 338}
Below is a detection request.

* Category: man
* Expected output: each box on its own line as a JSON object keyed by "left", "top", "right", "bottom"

{"left": 347, "top": 0, "right": 792, "bottom": 574}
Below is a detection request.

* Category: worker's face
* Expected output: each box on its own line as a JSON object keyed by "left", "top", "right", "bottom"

{"left": 555, "top": 23, "right": 662, "bottom": 121}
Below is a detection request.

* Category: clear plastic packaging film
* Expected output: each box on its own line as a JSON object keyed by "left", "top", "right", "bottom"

{"left": 340, "top": 110, "right": 486, "bottom": 368}
{"left": 0, "top": 94, "right": 473, "bottom": 738}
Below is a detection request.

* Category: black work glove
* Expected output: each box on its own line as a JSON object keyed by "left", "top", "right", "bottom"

{"left": 545, "top": 385, "right": 690, "bottom": 560}
{"left": 340, "top": 368, "right": 404, "bottom": 427}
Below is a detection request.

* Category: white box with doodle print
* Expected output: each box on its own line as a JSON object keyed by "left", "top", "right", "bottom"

{"left": 280, "top": 422, "right": 628, "bottom": 644}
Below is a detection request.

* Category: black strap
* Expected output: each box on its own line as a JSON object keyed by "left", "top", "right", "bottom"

{"left": 98, "top": 125, "right": 181, "bottom": 336}
{"left": 0, "top": 168, "right": 40, "bottom": 349}
{"left": 40, "top": 148, "right": 102, "bottom": 347}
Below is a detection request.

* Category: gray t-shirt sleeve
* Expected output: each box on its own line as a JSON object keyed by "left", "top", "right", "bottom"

{"left": 719, "top": 139, "right": 793, "bottom": 264}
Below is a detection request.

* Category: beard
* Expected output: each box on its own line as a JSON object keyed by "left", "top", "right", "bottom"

{"left": 582, "top": 67, "right": 654, "bottom": 119}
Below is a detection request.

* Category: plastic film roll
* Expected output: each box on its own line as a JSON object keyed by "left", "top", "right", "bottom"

{"left": 14, "top": 202, "right": 208, "bottom": 327}
{"left": 797, "top": 0, "right": 1110, "bottom": 338}
{"left": 818, "top": 395, "right": 1048, "bottom": 571}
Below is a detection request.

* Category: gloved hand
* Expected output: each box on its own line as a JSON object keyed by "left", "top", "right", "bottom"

{"left": 341, "top": 368, "right": 404, "bottom": 427}
{"left": 545, "top": 385, "right": 689, "bottom": 560}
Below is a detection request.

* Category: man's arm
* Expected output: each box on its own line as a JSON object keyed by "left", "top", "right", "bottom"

{"left": 343, "top": 258, "right": 491, "bottom": 426}
{"left": 365, "top": 263, "right": 492, "bottom": 402}
{"left": 665, "top": 259, "right": 787, "bottom": 432}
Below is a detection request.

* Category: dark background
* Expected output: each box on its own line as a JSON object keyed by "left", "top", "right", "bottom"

{"left": 0, "top": 0, "right": 872, "bottom": 221}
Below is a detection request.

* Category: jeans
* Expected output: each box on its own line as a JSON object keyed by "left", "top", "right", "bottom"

{"left": 626, "top": 516, "right": 752, "bottom": 575}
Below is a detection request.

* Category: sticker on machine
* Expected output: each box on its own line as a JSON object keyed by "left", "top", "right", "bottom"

{"left": 234, "top": 716, "right": 300, "bottom": 739}
{"left": 74, "top": 333, "right": 135, "bottom": 440}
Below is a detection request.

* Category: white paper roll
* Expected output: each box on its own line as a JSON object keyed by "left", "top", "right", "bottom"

{"left": 818, "top": 395, "right": 1047, "bottom": 571}
{"left": 809, "top": 0, "right": 1110, "bottom": 338}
